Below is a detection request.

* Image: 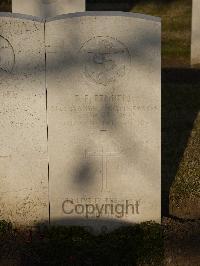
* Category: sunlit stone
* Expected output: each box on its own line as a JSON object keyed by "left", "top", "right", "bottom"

{"left": 191, "top": 0, "right": 200, "bottom": 66}
{"left": 0, "top": 14, "right": 48, "bottom": 226}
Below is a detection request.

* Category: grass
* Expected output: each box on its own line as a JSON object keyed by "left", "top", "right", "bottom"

{"left": 132, "top": 0, "right": 192, "bottom": 67}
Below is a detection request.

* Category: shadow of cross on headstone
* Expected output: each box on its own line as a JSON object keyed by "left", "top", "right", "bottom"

{"left": 85, "top": 147, "right": 120, "bottom": 193}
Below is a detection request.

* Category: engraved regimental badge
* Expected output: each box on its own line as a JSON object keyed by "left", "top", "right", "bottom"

{"left": 80, "top": 36, "right": 131, "bottom": 86}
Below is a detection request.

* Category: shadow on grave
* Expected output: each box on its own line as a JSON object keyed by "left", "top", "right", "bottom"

{"left": 15, "top": 217, "right": 163, "bottom": 265}
{"left": 161, "top": 67, "right": 200, "bottom": 217}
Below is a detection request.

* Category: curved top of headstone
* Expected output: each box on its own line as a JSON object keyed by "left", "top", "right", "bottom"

{"left": 46, "top": 11, "right": 161, "bottom": 23}
{"left": 0, "top": 11, "right": 160, "bottom": 24}
{"left": 0, "top": 12, "right": 44, "bottom": 22}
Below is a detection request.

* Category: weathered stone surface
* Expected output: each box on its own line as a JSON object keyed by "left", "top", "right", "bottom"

{"left": 0, "top": 14, "right": 48, "bottom": 226}
{"left": 12, "top": 0, "right": 85, "bottom": 18}
{"left": 46, "top": 12, "right": 161, "bottom": 232}
{"left": 191, "top": 0, "right": 200, "bottom": 66}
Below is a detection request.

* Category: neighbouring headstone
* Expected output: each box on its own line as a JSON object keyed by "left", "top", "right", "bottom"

{"left": 46, "top": 12, "right": 161, "bottom": 232}
{"left": 0, "top": 13, "right": 48, "bottom": 226}
{"left": 191, "top": 0, "right": 200, "bottom": 66}
{"left": 12, "top": 0, "right": 85, "bottom": 18}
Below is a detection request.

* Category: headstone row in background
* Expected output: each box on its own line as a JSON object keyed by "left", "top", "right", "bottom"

{"left": 12, "top": 0, "right": 85, "bottom": 18}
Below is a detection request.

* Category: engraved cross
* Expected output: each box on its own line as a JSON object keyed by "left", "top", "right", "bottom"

{"left": 85, "top": 147, "right": 120, "bottom": 192}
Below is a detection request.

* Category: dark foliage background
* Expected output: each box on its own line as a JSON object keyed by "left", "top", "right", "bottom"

{"left": 0, "top": 0, "right": 11, "bottom": 12}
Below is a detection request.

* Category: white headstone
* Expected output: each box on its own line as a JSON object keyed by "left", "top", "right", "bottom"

{"left": 46, "top": 12, "right": 161, "bottom": 232}
{"left": 191, "top": 0, "right": 200, "bottom": 66}
{"left": 0, "top": 14, "right": 48, "bottom": 226}
{"left": 12, "top": 0, "right": 86, "bottom": 18}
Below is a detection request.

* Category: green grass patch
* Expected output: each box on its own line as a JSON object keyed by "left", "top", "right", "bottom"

{"left": 132, "top": 0, "right": 192, "bottom": 67}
